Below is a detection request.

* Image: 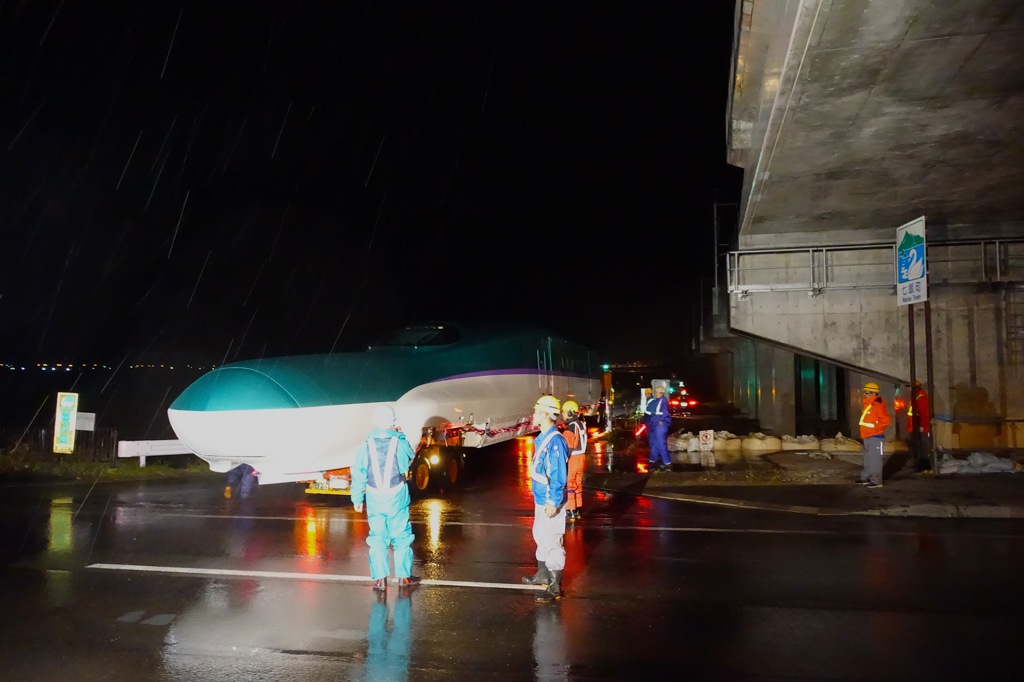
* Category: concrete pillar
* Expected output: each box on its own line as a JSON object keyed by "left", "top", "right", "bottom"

{"left": 755, "top": 345, "right": 796, "bottom": 437}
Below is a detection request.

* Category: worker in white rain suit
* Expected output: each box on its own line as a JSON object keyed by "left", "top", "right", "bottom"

{"left": 522, "top": 395, "right": 569, "bottom": 604}
{"left": 351, "top": 404, "right": 422, "bottom": 592}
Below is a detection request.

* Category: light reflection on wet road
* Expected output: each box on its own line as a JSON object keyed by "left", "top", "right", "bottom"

{"left": 2, "top": 437, "right": 1024, "bottom": 680}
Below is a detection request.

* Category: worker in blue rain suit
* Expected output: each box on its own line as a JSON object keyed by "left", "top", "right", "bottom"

{"left": 522, "top": 395, "right": 570, "bottom": 604}
{"left": 351, "top": 404, "right": 422, "bottom": 592}
{"left": 224, "top": 463, "right": 257, "bottom": 499}
{"left": 644, "top": 382, "right": 673, "bottom": 472}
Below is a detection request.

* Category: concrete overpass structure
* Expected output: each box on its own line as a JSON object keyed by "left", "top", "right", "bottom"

{"left": 716, "top": 0, "right": 1024, "bottom": 450}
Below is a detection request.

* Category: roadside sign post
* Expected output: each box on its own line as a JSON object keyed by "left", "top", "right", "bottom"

{"left": 53, "top": 392, "right": 79, "bottom": 454}
{"left": 896, "top": 216, "right": 935, "bottom": 471}
{"left": 699, "top": 429, "right": 715, "bottom": 469}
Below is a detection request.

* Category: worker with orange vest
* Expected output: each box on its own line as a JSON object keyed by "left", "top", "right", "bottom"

{"left": 857, "top": 381, "right": 892, "bottom": 488}
{"left": 559, "top": 400, "right": 587, "bottom": 523}
{"left": 906, "top": 380, "right": 932, "bottom": 470}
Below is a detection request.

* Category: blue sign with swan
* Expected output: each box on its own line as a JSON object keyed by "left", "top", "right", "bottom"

{"left": 896, "top": 216, "right": 927, "bottom": 305}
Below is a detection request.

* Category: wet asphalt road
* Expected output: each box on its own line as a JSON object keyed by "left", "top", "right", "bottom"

{"left": 2, "top": 437, "right": 1024, "bottom": 681}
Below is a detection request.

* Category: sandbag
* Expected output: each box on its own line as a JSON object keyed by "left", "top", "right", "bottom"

{"left": 741, "top": 432, "right": 782, "bottom": 452}
{"left": 883, "top": 439, "right": 909, "bottom": 453}
{"left": 666, "top": 432, "right": 692, "bottom": 452}
{"left": 781, "top": 435, "right": 820, "bottom": 451}
{"left": 967, "top": 451, "right": 1001, "bottom": 468}
{"left": 820, "top": 433, "right": 862, "bottom": 452}
{"left": 713, "top": 430, "right": 742, "bottom": 452}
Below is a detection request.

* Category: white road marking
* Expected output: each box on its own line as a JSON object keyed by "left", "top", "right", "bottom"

{"left": 87, "top": 563, "right": 544, "bottom": 591}
{"left": 141, "top": 513, "right": 1024, "bottom": 539}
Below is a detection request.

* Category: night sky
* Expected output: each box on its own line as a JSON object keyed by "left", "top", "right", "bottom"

{"left": 1, "top": 1, "right": 741, "bottom": 368}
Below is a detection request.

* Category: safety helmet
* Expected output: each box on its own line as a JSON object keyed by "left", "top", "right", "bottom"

{"left": 562, "top": 400, "right": 579, "bottom": 415}
{"left": 914, "top": 379, "right": 922, "bottom": 388}
{"left": 534, "top": 395, "right": 561, "bottom": 416}
{"left": 371, "top": 404, "right": 397, "bottom": 428}
{"left": 863, "top": 381, "right": 880, "bottom": 393}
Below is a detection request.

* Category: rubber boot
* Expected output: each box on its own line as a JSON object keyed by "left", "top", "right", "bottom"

{"left": 521, "top": 561, "right": 550, "bottom": 586}
{"left": 535, "top": 569, "right": 562, "bottom": 603}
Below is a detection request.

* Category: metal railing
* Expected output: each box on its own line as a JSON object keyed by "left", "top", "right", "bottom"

{"left": 117, "top": 439, "right": 194, "bottom": 467}
{"left": 727, "top": 238, "right": 1024, "bottom": 295}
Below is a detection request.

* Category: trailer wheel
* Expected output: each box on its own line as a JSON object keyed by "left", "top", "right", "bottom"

{"left": 411, "top": 458, "right": 432, "bottom": 494}
{"left": 443, "top": 453, "right": 463, "bottom": 486}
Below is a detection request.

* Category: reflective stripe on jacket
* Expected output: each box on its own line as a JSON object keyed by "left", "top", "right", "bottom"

{"left": 858, "top": 397, "right": 891, "bottom": 439}
{"left": 644, "top": 396, "right": 671, "bottom": 428}
{"left": 530, "top": 426, "right": 568, "bottom": 507}
{"left": 351, "top": 428, "right": 415, "bottom": 506}
{"left": 365, "top": 436, "right": 404, "bottom": 496}
{"left": 562, "top": 419, "right": 586, "bottom": 456}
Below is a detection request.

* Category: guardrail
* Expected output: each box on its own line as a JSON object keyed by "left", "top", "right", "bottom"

{"left": 727, "top": 238, "right": 1024, "bottom": 295}
{"left": 117, "top": 439, "right": 194, "bottom": 467}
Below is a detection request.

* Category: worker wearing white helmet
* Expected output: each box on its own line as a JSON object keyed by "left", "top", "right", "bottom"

{"left": 522, "top": 394, "right": 569, "bottom": 604}
{"left": 351, "top": 404, "right": 421, "bottom": 592}
{"left": 644, "top": 381, "right": 673, "bottom": 472}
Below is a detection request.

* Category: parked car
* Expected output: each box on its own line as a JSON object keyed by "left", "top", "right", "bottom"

{"left": 669, "top": 389, "right": 700, "bottom": 417}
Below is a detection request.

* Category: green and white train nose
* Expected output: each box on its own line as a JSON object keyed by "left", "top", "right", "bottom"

{"left": 166, "top": 325, "right": 601, "bottom": 486}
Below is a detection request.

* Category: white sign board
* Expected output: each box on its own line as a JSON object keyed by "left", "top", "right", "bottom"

{"left": 76, "top": 412, "right": 96, "bottom": 431}
{"left": 698, "top": 429, "right": 716, "bottom": 468}
{"left": 896, "top": 216, "right": 927, "bottom": 306}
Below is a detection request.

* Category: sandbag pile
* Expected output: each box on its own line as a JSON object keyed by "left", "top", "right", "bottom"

{"left": 666, "top": 431, "right": 743, "bottom": 452}
{"left": 741, "top": 432, "right": 782, "bottom": 452}
{"left": 781, "top": 435, "right": 820, "bottom": 451}
{"left": 666, "top": 432, "right": 696, "bottom": 452}
{"left": 938, "top": 452, "right": 1024, "bottom": 475}
{"left": 714, "top": 431, "right": 742, "bottom": 451}
{"left": 883, "top": 439, "right": 909, "bottom": 453}
{"left": 819, "top": 433, "right": 862, "bottom": 452}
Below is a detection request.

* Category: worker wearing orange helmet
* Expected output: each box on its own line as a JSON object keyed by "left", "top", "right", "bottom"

{"left": 559, "top": 400, "right": 587, "bottom": 523}
{"left": 857, "top": 381, "right": 892, "bottom": 488}
{"left": 522, "top": 394, "right": 569, "bottom": 604}
{"left": 906, "top": 379, "right": 932, "bottom": 470}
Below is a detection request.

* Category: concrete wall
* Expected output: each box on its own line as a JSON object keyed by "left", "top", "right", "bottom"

{"left": 727, "top": 243, "right": 1024, "bottom": 447}
{"left": 730, "top": 280, "right": 1024, "bottom": 449}
{"left": 730, "top": 246, "right": 905, "bottom": 379}
{"left": 730, "top": 336, "right": 797, "bottom": 436}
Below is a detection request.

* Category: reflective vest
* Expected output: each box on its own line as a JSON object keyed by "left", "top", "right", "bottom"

{"left": 562, "top": 420, "right": 586, "bottom": 456}
{"left": 858, "top": 399, "right": 891, "bottom": 439}
{"left": 365, "top": 436, "right": 404, "bottom": 496}
{"left": 530, "top": 430, "right": 561, "bottom": 487}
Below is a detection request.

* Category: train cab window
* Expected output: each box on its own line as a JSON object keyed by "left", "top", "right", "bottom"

{"left": 374, "top": 325, "right": 460, "bottom": 347}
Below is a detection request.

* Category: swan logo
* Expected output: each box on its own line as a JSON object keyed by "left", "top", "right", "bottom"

{"left": 896, "top": 216, "right": 927, "bottom": 305}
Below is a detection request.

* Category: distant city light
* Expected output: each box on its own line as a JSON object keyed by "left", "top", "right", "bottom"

{"left": 1, "top": 358, "right": 209, "bottom": 368}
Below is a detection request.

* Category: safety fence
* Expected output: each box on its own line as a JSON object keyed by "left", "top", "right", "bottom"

{"left": 1, "top": 426, "right": 120, "bottom": 462}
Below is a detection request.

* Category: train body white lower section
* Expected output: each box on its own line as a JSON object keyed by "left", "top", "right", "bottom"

{"left": 168, "top": 371, "right": 598, "bottom": 484}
